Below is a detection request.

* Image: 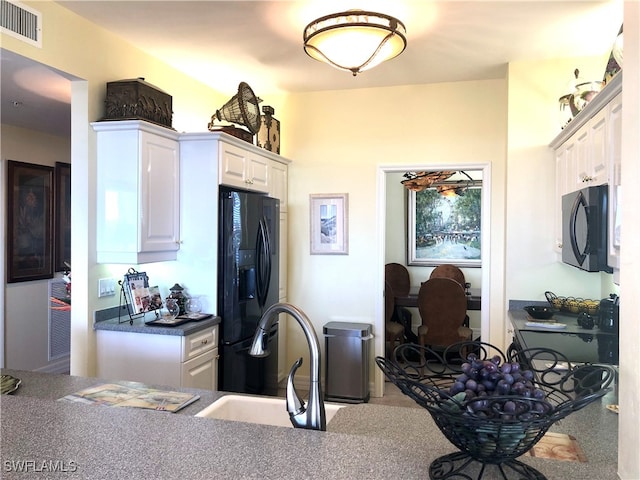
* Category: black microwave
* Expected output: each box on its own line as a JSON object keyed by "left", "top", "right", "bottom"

{"left": 562, "top": 185, "right": 612, "bottom": 273}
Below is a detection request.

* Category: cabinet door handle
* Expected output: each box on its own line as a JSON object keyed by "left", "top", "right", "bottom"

{"left": 201, "top": 339, "right": 208, "bottom": 345}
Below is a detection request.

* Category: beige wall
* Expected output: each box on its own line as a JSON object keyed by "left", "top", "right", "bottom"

{"left": 1, "top": 125, "right": 71, "bottom": 371}
{"left": 505, "top": 56, "right": 617, "bottom": 306}
{"left": 281, "top": 80, "right": 507, "bottom": 390}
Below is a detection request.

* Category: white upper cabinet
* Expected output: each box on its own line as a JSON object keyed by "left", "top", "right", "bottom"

{"left": 607, "top": 93, "right": 622, "bottom": 274}
{"left": 215, "top": 133, "right": 291, "bottom": 197}
{"left": 93, "top": 120, "right": 181, "bottom": 264}
{"left": 269, "top": 159, "right": 288, "bottom": 211}
{"left": 178, "top": 130, "right": 291, "bottom": 303}
{"left": 550, "top": 73, "right": 622, "bottom": 259}
{"left": 573, "top": 106, "right": 608, "bottom": 187}
{"left": 219, "top": 140, "right": 269, "bottom": 192}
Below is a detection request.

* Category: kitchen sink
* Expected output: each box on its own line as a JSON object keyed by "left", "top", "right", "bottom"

{"left": 195, "top": 394, "right": 345, "bottom": 428}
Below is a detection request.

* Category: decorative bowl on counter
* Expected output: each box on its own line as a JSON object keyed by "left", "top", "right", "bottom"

{"left": 376, "top": 342, "right": 615, "bottom": 480}
{"left": 523, "top": 305, "right": 555, "bottom": 320}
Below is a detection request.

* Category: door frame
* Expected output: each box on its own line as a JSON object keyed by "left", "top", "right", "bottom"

{"left": 374, "top": 163, "right": 492, "bottom": 397}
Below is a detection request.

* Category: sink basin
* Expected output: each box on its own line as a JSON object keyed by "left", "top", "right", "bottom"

{"left": 195, "top": 394, "right": 344, "bottom": 428}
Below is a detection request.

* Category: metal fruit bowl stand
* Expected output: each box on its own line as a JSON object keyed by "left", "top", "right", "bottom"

{"left": 376, "top": 342, "right": 616, "bottom": 480}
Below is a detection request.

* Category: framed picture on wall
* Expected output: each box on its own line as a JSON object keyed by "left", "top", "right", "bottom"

{"left": 6, "top": 160, "right": 54, "bottom": 283}
{"left": 309, "top": 193, "right": 349, "bottom": 255}
{"left": 54, "top": 162, "right": 71, "bottom": 272}
{"left": 407, "top": 185, "right": 482, "bottom": 267}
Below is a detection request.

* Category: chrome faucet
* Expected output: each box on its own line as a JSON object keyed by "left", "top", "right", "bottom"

{"left": 249, "top": 303, "right": 326, "bottom": 431}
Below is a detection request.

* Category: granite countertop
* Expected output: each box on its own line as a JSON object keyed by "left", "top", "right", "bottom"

{"left": 509, "top": 306, "right": 615, "bottom": 336}
{"left": 1, "top": 368, "right": 619, "bottom": 479}
{"left": 93, "top": 305, "right": 220, "bottom": 336}
{"left": 508, "top": 305, "right": 619, "bottom": 366}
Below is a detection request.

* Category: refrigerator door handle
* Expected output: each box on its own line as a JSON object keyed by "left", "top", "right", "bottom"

{"left": 256, "top": 217, "right": 272, "bottom": 308}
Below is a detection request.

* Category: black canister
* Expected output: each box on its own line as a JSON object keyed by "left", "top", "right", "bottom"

{"left": 577, "top": 312, "right": 594, "bottom": 329}
{"left": 598, "top": 294, "right": 619, "bottom": 333}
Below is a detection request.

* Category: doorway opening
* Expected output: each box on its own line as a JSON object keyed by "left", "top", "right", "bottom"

{"left": 375, "top": 163, "right": 492, "bottom": 398}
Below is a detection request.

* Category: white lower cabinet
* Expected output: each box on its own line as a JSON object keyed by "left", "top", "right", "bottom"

{"left": 181, "top": 349, "right": 217, "bottom": 390}
{"left": 96, "top": 326, "right": 218, "bottom": 390}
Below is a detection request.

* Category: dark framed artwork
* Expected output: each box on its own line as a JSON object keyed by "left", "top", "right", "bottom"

{"left": 407, "top": 185, "right": 482, "bottom": 267}
{"left": 7, "top": 160, "right": 54, "bottom": 283}
{"left": 54, "top": 162, "right": 71, "bottom": 272}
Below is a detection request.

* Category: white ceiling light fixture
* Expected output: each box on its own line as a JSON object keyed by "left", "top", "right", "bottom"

{"left": 303, "top": 10, "right": 407, "bottom": 76}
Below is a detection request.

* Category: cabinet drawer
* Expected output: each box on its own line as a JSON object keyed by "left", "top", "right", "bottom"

{"left": 183, "top": 327, "right": 217, "bottom": 361}
{"left": 181, "top": 348, "right": 217, "bottom": 390}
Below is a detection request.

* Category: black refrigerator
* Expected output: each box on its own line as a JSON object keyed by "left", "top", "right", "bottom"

{"left": 218, "top": 187, "right": 280, "bottom": 396}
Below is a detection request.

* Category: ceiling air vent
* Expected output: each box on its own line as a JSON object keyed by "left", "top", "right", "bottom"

{"left": 1, "top": 0, "right": 41, "bottom": 47}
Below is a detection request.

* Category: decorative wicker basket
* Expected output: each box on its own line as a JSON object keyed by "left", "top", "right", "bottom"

{"left": 545, "top": 290, "right": 600, "bottom": 315}
{"left": 376, "top": 342, "right": 615, "bottom": 480}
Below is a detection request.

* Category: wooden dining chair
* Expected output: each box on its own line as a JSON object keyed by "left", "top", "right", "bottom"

{"left": 429, "top": 264, "right": 466, "bottom": 289}
{"left": 385, "top": 281, "right": 405, "bottom": 359}
{"left": 384, "top": 263, "right": 418, "bottom": 343}
{"left": 385, "top": 263, "right": 411, "bottom": 297}
{"left": 429, "top": 264, "right": 470, "bottom": 327}
{"left": 417, "top": 277, "right": 473, "bottom": 350}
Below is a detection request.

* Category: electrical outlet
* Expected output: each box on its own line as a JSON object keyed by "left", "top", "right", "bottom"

{"left": 98, "top": 277, "right": 116, "bottom": 297}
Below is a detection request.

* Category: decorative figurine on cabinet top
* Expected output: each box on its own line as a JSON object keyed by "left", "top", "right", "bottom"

{"left": 102, "top": 77, "right": 173, "bottom": 129}
{"left": 256, "top": 105, "right": 281, "bottom": 154}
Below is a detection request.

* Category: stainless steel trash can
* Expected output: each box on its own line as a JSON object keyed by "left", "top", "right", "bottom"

{"left": 323, "top": 321, "right": 373, "bottom": 403}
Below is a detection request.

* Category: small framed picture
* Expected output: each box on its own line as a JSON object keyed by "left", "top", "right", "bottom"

{"left": 309, "top": 193, "right": 348, "bottom": 255}
{"left": 148, "top": 286, "right": 163, "bottom": 311}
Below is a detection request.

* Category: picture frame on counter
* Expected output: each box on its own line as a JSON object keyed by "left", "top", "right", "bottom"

{"left": 6, "top": 160, "right": 54, "bottom": 283}
{"left": 123, "top": 270, "right": 153, "bottom": 315}
{"left": 309, "top": 193, "right": 349, "bottom": 255}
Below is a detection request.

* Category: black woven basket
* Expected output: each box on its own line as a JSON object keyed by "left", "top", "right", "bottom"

{"left": 376, "top": 341, "right": 615, "bottom": 479}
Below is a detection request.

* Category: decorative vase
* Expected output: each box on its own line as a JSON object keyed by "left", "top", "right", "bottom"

{"left": 168, "top": 283, "right": 186, "bottom": 315}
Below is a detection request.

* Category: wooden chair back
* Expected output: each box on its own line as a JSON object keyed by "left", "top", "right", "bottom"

{"left": 417, "top": 277, "right": 470, "bottom": 348}
{"left": 385, "top": 281, "right": 405, "bottom": 357}
{"left": 429, "top": 264, "right": 466, "bottom": 289}
{"left": 385, "top": 263, "right": 411, "bottom": 297}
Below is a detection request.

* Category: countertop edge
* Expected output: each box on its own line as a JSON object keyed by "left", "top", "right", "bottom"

{"left": 93, "top": 312, "right": 220, "bottom": 336}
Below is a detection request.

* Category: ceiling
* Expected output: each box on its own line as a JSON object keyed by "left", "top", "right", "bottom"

{"left": 1, "top": 1, "right": 622, "bottom": 137}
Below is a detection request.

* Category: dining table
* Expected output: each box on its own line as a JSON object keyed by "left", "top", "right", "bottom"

{"left": 394, "top": 286, "right": 482, "bottom": 310}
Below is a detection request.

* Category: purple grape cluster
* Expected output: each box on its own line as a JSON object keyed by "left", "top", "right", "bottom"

{"left": 444, "top": 353, "right": 552, "bottom": 418}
